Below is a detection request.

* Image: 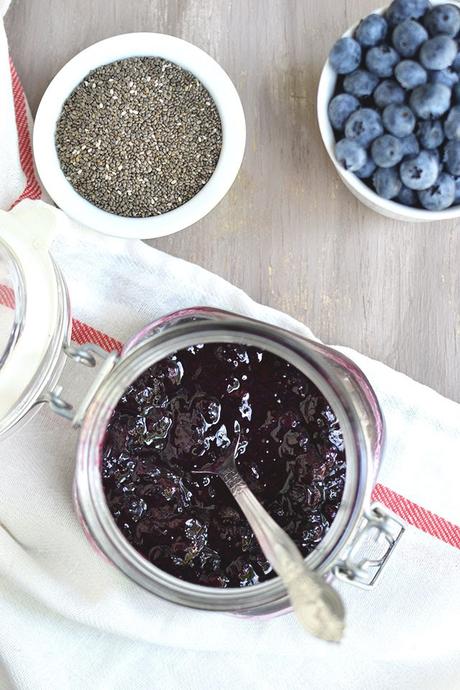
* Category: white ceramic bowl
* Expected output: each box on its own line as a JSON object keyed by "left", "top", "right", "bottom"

{"left": 33, "top": 33, "right": 246, "bottom": 239}
{"left": 317, "top": 0, "right": 460, "bottom": 222}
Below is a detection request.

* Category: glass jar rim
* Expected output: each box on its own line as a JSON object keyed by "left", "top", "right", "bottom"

{"left": 76, "top": 314, "right": 383, "bottom": 613}
{"left": 0, "top": 237, "right": 26, "bottom": 371}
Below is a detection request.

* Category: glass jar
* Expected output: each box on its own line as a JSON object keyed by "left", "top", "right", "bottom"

{"left": 0, "top": 205, "right": 404, "bottom": 618}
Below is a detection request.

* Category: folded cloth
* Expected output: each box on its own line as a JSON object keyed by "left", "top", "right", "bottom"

{"left": 0, "top": 4, "right": 459, "bottom": 690}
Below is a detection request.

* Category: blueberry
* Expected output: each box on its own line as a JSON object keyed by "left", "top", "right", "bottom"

{"left": 400, "top": 133, "right": 420, "bottom": 157}
{"left": 444, "top": 105, "right": 460, "bottom": 138}
{"left": 452, "top": 51, "right": 460, "bottom": 72}
{"left": 417, "top": 119, "right": 445, "bottom": 148}
{"left": 429, "top": 67, "right": 459, "bottom": 87}
{"left": 328, "top": 94, "right": 360, "bottom": 130}
{"left": 386, "top": 0, "right": 430, "bottom": 25}
{"left": 366, "top": 44, "right": 400, "bottom": 77}
{"left": 400, "top": 150, "right": 440, "bottom": 189}
{"left": 355, "top": 157, "right": 377, "bottom": 179}
{"left": 424, "top": 4, "right": 460, "bottom": 37}
{"left": 420, "top": 36, "right": 457, "bottom": 70}
{"left": 344, "top": 108, "right": 384, "bottom": 146}
{"left": 329, "top": 37, "right": 362, "bottom": 74}
{"left": 355, "top": 13, "right": 389, "bottom": 46}
{"left": 428, "top": 147, "right": 441, "bottom": 165}
{"left": 392, "top": 19, "right": 428, "bottom": 57}
{"left": 410, "top": 83, "right": 451, "bottom": 118}
{"left": 373, "top": 166, "right": 402, "bottom": 198}
{"left": 373, "top": 79, "right": 406, "bottom": 107}
{"left": 454, "top": 176, "right": 460, "bottom": 202}
{"left": 382, "top": 104, "right": 416, "bottom": 136}
{"left": 454, "top": 81, "right": 460, "bottom": 102}
{"left": 418, "top": 172, "right": 456, "bottom": 209}
{"left": 335, "top": 138, "right": 368, "bottom": 171}
{"left": 371, "top": 134, "right": 404, "bottom": 167}
{"left": 395, "top": 60, "right": 428, "bottom": 88}
{"left": 444, "top": 139, "right": 460, "bottom": 173}
{"left": 343, "top": 69, "right": 379, "bottom": 97}
{"left": 397, "top": 184, "right": 418, "bottom": 206}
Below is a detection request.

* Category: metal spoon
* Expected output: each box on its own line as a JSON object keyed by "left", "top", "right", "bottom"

{"left": 193, "top": 424, "right": 345, "bottom": 642}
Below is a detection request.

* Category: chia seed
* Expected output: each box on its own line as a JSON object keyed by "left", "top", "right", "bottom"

{"left": 55, "top": 57, "right": 223, "bottom": 217}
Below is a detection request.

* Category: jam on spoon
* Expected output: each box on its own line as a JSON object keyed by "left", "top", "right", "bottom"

{"left": 102, "top": 343, "right": 346, "bottom": 588}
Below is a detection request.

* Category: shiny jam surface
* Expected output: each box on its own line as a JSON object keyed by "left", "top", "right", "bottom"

{"left": 102, "top": 343, "right": 346, "bottom": 588}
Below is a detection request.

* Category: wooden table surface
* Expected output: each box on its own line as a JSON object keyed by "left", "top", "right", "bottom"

{"left": 5, "top": 0, "right": 460, "bottom": 401}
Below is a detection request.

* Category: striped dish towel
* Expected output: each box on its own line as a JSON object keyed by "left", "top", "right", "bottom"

{"left": 0, "top": 3, "right": 459, "bottom": 690}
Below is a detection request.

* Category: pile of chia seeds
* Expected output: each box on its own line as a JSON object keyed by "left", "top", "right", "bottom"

{"left": 55, "top": 57, "right": 223, "bottom": 217}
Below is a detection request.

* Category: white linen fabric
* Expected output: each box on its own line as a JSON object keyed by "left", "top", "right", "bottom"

{"left": 0, "top": 3, "right": 459, "bottom": 689}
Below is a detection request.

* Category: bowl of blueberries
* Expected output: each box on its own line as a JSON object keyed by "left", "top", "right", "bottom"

{"left": 318, "top": 0, "right": 460, "bottom": 220}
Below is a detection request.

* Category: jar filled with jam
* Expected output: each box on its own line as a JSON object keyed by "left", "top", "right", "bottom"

{"left": 0, "top": 205, "right": 404, "bottom": 619}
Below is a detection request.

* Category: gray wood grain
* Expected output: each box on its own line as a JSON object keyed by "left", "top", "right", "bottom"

{"left": 5, "top": 0, "right": 460, "bottom": 401}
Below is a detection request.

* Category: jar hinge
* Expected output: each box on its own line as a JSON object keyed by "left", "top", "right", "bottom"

{"left": 332, "top": 503, "right": 405, "bottom": 589}
{"left": 39, "top": 343, "right": 118, "bottom": 427}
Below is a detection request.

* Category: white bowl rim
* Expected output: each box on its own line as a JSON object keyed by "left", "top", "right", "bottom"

{"left": 33, "top": 32, "right": 246, "bottom": 239}
{"left": 317, "top": 0, "right": 460, "bottom": 222}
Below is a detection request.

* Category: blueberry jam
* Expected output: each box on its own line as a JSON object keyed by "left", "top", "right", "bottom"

{"left": 102, "top": 344, "right": 346, "bottom": 588}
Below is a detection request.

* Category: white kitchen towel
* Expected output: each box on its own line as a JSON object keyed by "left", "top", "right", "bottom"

{"left": 1, "top": 3, "right": 460, "bottom": 690}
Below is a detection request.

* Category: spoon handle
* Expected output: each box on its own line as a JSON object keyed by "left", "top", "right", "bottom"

{"left": 221, "top": 467, "right": 345, "bottom": 642}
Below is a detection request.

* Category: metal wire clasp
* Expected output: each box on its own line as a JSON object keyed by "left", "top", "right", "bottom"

{"left": 41, "top": 343, "right": 118, "bottom": 427}
{"left": 332, "top": 503, "right": 405, "bottom": 589}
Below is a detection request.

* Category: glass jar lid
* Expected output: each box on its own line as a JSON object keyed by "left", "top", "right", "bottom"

{"left": 0, "top": 202, "right": 71, "bottom": 436}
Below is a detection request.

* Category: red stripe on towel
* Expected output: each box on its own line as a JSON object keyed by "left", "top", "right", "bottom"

{"left": 71, "top": 317, "right": 122, "bottom": 353}
{"left": 9, "top": 59, "right": 42, "bottom": 206}
{"left": 0, "top": 283, "right": 15, "bottom": 309}
{"left": 0, "top": 284, "right": 121, "bottom": 352}
{"left": 372, "top": 483, "right": 460, "bottom": 549}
